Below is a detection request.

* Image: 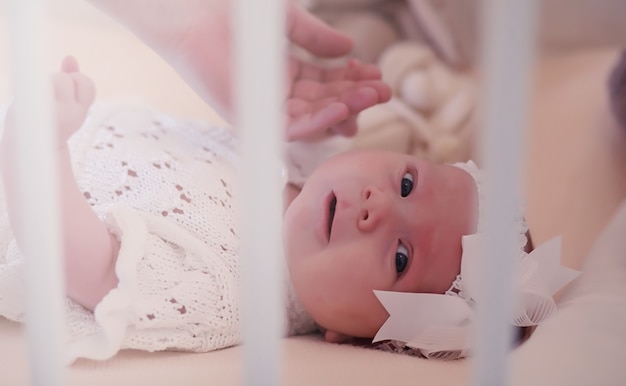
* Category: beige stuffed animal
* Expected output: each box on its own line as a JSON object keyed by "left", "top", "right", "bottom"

{"left": 296, "top": 0, "right": 626, "bottom": 166}
{"left": 296, "top": 0, "right": 477, "bottom": 164}
{"left": 353, "top": 41, "right": 476, "bottom": 163}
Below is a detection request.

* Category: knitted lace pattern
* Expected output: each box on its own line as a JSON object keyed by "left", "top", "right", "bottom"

{"left": 0, "top": 103, "right": 316, "bottom": 362}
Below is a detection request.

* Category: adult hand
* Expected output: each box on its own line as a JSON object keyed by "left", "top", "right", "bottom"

{"left": 284, "top": 3, "right": 391, "bottom": 141}
{"left": 286, "top": 2, "right": 353, "bottom": 59}
{"left": 87, "top": 0, "right": 391, "bottom": 140}
{"left": 286, "top": 58, "right": 391, "bottom": 141}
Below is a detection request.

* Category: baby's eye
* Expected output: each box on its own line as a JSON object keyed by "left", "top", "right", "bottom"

{"left": 400, "top": 172, "right": 414, "bottom": 197}
{"left": 395, "top": 243, "right": 409, "bottom": 275}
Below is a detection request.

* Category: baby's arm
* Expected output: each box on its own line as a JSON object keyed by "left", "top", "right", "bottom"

{"left": 0, "top": 57, "right": 119, "bottom": 310}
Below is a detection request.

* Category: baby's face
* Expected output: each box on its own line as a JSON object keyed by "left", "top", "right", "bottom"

{"left": 283, "top": 150, "right": 477, "bottom": 339}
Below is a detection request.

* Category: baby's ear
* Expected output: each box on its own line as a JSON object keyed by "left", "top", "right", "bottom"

{"left": 324, "top": 330, "right": 349, "bottom": 343}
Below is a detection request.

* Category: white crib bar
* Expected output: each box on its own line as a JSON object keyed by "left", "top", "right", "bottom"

{"left": 234, "top": 0, "right": 286, "bottom": 385}
{"left": 473, "top": 1, "right": 537, "bottom": 386}
{"left": 7, "top": 0, "right": 67, "bottom": 385}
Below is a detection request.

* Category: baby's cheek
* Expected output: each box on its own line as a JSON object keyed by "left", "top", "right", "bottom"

{"left": 289, "top": 263, "right": 337, "bottom": 323}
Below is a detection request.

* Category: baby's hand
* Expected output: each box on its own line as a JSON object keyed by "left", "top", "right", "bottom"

{"left": 53, "top": 56, "right": 96, "bottom": 145}
{"left": 285, "top": 58, "right": 391, "bottom": 142}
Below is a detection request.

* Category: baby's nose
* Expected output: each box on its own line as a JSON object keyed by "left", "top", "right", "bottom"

{"left": 357, "top": 186, "right": 392, "bottom": 233}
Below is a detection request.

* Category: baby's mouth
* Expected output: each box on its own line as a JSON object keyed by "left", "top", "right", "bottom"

{"left": 327, "top": 192, "right": 337, "bottom": 240}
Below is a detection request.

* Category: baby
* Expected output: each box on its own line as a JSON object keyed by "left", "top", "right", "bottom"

{"left": 0, "top": 57, "right": 571, "bottom": 362}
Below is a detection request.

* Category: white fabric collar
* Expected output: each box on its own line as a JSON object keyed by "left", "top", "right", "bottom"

{"left": 372, "top": 161, "right": 581, "bottom": 359}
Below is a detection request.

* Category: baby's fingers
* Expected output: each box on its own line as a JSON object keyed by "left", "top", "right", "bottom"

{"left": 61, "top": 56, "right": 79, "bottom": 73}
{"left": 52, "top": 73, "right": 75, "bottom": 101}
{"left": 72, "top": 73, "right": 96, "bottom": 106}
{"left": 51, "top": 72, "right": 95, "bottom": 106}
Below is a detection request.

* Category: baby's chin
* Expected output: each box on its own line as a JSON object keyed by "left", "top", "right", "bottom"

{"left": 315, "top": 310, "right": 386, "bottom": 341}
{"left": 281, "top": 224, "right": 308, "bottom": 279}
{"left": 296, "top": 285, "right": 390, "bottom": 340}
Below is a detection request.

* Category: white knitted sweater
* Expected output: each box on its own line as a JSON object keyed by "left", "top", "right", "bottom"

{"left": 0, "top": 103, "right": 317, "bottom": 362}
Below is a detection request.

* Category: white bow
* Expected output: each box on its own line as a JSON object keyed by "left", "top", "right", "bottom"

{"left": 372, "top": 235, "right": 581, "bottom": 358}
